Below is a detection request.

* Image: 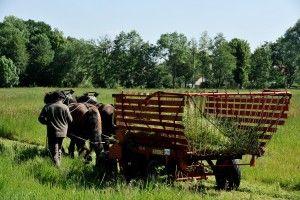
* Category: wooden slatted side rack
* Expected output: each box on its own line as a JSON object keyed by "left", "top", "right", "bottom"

{"left": 113, "top": 91, "right": 188, "bottom": 147}
{"left": 199, "top": 91, "right": 292, "bottom": 148}
{"left": 113, "top": 90, "right": 292, "bottom": 154}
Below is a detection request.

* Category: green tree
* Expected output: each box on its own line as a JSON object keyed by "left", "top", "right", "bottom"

{"left": 158, "top": 32, "right": 190, "bottom": 87}
{"left": 229, "top": 38, "right": 251, "bottom": 88}
{"left": 56, "top": 38, "right": 95, "bottom": 87}
{"left": 249, "top": 44, "right": 272, "bottom": 88}
{"left": 271, "top": 19, "right": 300, "bottom": 87}
{"left": 89, "top": 37, "right": 113, "bottom": 87}
{"left": 24, "top": 34, "right": 54, "bottom": 85}
{"left": 111, "top": 31, "right": 146, "bottom": 87}
{"left": 198, "top": 31, "right": 213, "bottom": 87}
{"left": 0, "top": 23, "right": 29, "bottom": 75}
{"left": 133, "top": 42, "right": 160, "bottom": 88}
{"left": 0, "top": 56, "right": 19, "bottom": 87}
{"left": 211, "top": 40, "right": 236, "bottom": 87}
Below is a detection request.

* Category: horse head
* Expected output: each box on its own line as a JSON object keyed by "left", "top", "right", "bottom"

{"left": 44, "top": 89, "right": 76, "bottom": 105}
{"left": 61, "top": 89, "right": 77, "bottom": 105}
{"left": 76, "top": 92, "right": 99, "bottom": 105}
{"left": 44, "top": 90, "right": 65, "bottom": 104}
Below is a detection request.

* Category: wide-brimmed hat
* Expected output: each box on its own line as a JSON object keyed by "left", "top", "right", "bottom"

{"left": 44, "top": 90, "right": 65, "bottom": 104}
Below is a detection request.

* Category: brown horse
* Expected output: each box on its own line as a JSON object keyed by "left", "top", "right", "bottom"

{"left": 45, "top": 90, "right": 103, "bottom": 166}
{"left": 67, "top": 103, "right": 103, "bottom": 165}
{"left": 76, "top": 92, "right": 116, "bottom": 151}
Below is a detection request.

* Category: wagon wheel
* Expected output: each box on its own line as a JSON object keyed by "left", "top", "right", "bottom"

{"left": 146, "top": 159, "right": 168, "bottom": 182}
{"left": 121, "top": 138, "right": 147, "bottom": 182}
{"left": 214, "top": 159, "right": 241, "bottom": 190}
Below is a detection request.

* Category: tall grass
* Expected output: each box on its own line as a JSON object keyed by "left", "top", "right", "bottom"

{"left": 0, "top": 139, "right": 298, "bottom": 199}
{"left": 0, "top": 88, "right": 299, "bottom": 199}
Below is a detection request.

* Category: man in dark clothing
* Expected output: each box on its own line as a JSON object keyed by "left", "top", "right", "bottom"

{"left": 38, "top": 92, "right": 73, "bottom": 166}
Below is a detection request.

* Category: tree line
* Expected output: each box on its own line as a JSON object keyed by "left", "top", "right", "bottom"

{"left": 0, "top": 15, "right": 299, "bottom": 88}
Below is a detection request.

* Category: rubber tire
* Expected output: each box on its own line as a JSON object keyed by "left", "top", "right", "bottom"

{"left": 215, "top": 159, "right": 241, "bottom": 190}
{"left": 122, "top": 153, "right": 146, "bottom": 182}
{"left": 146, "top": 159, "right": 169, "bottom": 182}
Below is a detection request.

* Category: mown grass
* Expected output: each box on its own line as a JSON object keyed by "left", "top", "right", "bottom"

{"left": 0, "top": 88, "right": 299, "bottom": 199}
{"left": 0, "top": 139, "right": 299, "bottom": 200}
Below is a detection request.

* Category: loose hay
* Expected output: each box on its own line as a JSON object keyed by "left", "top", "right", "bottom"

{"left": 183, "top": 98, "right": 261, "bottom": 155}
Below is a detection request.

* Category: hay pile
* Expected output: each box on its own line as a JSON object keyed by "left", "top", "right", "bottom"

{"left": 183, "top": 104, "right": 260, "bottom": 155}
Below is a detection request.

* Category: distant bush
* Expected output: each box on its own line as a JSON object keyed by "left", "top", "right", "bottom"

{"left": 0, "top": 56, "right": 19, "bottom": 87}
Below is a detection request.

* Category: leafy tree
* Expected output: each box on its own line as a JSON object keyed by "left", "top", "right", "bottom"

{"left": 134, "top": 42, "right": 160, "bottom": 88}
{"left": 229, "top": 38, "right": 251, "bottom": 88}
{"left": 249, "top": 44, "right": 272, "bottom": 88}
{"left": 0, "top": 23, "right": 29, "bottom": 74}
{"left": 24, "top": 34, "right": 55, "bottom": 86}
{"left": 56, "top": 38, "right": 95, "bottom": 87}
{"left": 158, "top": 32, "right": 190, "bottom": 87}
{"left": 198, "top": 32, "right": 213, "bottom": 86}
{"left": 2, "top": 16, "right": 29, "bottom": 39}
{"left": 199, "top": 31, "right": 213, "bottom": 52}
{"left": 211, "top": 41, "right": 236, "bottom": 87}
{"left": 90, "top": 37, "right": 113, "bottom": 87}
{"left": 0, "top": 56, "right": 19, "bottom": 87}
{"left": 271, "top": 20, "right": 300, "bottom": 87}
{"left": 184, "top": 39, "right": 199, "bottom": 87}
{"left": 111, "top": 31, "right": 147, "bottom": 87}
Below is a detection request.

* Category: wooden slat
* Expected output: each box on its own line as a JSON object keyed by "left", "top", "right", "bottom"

{"left": 116, "top": 117, "right": 184, "bottom": 129}
{"left": 205, "top": 103, "right": 289, "bottom": 111}
{"left": 238, "top": 125, "right": 277, "bottom": 133}
{"left": 207, "top": 97, "right": 290, "bottom": 104}
{"left": 216, "top": 116, "right": 285, "bottom": 125}
{"left": 115, "top": 104, "right": 184, "bottom": 113}
{"left": 205, "top": 109, "right": 288, "bottom": 118}
{"left": 115, "top": 96, "right": 184, "bottom": 106}
{"left": 115, "top": 110, "right": 183, "bottom": 121}
{"left": 259, "top": 142, "right": 267, "bottom": 147}
{"left": 117, "top": 125, "right": 185, "bottom": 135}
{"left": 259, "top": 134, "right": 273, "bottom": 140}
{"left": 126, "top": 132, "right": 188, "bottom": 146}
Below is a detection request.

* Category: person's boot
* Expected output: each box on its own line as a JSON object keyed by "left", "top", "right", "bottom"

{"left": 54, "top": 144, "right": 61, "bottom": 167}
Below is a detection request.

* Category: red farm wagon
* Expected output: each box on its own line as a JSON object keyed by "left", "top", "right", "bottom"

{"left": 108, "top": 90, "right": 292, "bottom": 190}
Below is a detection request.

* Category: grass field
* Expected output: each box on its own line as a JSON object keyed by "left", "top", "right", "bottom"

{"left": 0, "top": 88, "right": 299, "bottom": 199}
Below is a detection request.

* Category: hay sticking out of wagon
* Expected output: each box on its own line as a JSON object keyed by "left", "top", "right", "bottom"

{"left": 183, "top": 97, "right": 261, "bottom": 155}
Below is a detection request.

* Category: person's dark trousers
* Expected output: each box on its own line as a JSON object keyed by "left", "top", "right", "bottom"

{"left": 47, "top": 136, "right": 64, "bottom": 166}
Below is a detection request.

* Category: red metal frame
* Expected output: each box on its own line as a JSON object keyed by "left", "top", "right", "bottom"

{"left": 109, "top": 90, "right": 292, "bottom": 181}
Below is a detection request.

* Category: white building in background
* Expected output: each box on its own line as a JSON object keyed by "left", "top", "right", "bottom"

{"left": 187, "top": 76, "right": 207, "bottom": 88}
{"left": 195, "top": 76, "right": 207, "bottom": 87}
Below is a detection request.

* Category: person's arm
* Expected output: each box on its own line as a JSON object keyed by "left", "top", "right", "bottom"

{"left": 38, "top": 106, "right": 48, "bottom": 125}
{"left": 66, "top": 108, "right": 73, "bottom": 124}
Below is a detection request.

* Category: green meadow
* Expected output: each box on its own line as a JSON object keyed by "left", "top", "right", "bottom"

{"left": 0, "top": 88, "right": 299, "bottom": 199}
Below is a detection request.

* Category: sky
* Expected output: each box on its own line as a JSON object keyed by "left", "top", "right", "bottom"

{"left": 0, "top": 0, "right": 299, "bottom": 50}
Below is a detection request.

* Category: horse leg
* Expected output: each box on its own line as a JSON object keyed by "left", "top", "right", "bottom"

{"left": 83, "top": 146, "right": 93, "bottom": 163}
{"left": 75, "top": 139, "right": 92, "bottom": 164}
{"left": 90, "top": 134, "right": 103, "bottom": 168}
{"left": 68, "top": 138, "right": 76, "bottom": 158}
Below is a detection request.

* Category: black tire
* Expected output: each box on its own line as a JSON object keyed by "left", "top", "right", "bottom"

{"left": 146, "top": 159, "right": 168, "bottom": 182}
{"left": 122, "top": 153, "right": 146, "bottom": 182}
{"left": 215, "top": 159, "right": 241, "bottom": 190}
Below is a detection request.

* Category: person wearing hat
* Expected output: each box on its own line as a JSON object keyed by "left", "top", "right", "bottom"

{"left": 38, "top": 91, "right": 73, "bottom": 166}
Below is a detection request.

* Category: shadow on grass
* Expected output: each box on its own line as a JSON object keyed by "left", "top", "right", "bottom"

{"left": 13, "top": 145, "right": 49, "bottom": 163}
{"left": 30, "top": 158, "right": 121, "bottom": 190}
{"left": 12, "top": 144, "right": 298, "bottom": 196}
{"left": 12, "top": 145, "right": 211, "bottom": 193}
{"left": 0, "top": 126, "right": 15, "bottom": 140}
{"left": 11, "top": 145, "right": 120, "bottom": 190}
{"left": 0, "top": 142, "right": 6, "bottom": 153}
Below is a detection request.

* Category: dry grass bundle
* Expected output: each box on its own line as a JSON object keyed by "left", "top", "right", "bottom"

{"left": 183, "top": 100, "right": 260, "bottom": 155}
